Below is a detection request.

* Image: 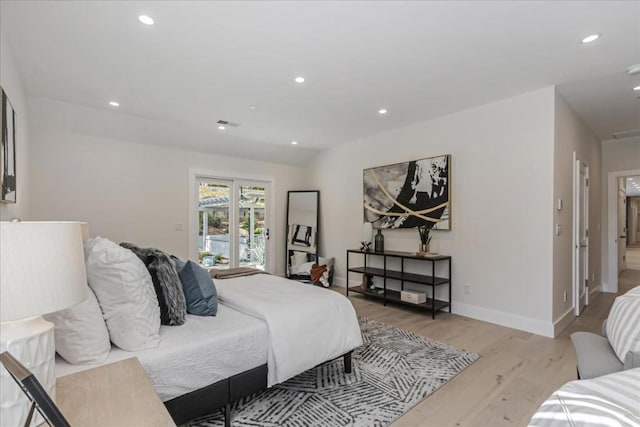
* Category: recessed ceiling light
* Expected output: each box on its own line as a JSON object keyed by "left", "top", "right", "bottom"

{"left": 138, "top": 15, "right": 154, "bottom": 25}
{"left": 291, "top": 141, "right": 298, "bottom": 145}
{"left": 108, "top": 101, "right": 120, "bottom": 107}
{"left": 634, "top": 85, "right": 640, "bottom": 91}
{"left": 248, "top": 105, "right": 257, "bottom": 110}
{"left": 378, "top": 108, "right": 388, "bottom": 115}
{"left": 581, "top": 34, "right": 600, "bottom": 44}
{"left": 218, "top": 125, "right": 226, "bottom": 130}
{"left": 294, "top": 77, "right": 305, "bottom": 83}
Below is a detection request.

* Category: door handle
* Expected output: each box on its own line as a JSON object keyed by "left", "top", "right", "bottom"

{"left": 619, "top": 235, "right": 626, "bottom": 238}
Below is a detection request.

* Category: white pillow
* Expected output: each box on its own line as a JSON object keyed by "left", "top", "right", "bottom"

{"left": 85, "top": 237, "right": 160, "bottom": 351}
{"left": 44, "top": 287, "right": 111, "bottom": 365}
{"left": 606, "top": 294, "right": 640, "bottom": 362}
{"left": 291, "top": 251, "right": 308, "bottom": 266}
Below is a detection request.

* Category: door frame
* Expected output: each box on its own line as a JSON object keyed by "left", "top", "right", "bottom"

{"left": 606, "top": 168, "right": 640, "bottom": 293}
{"left": 188, "top": 168, "right": 276, "bottom": 273}
{"left": 573, "top": 155, "right": 589, "bottom": 316}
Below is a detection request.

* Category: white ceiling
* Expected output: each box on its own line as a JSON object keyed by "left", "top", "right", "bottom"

{"left": 1, "top": 1, "right": 639, "bottom": 165}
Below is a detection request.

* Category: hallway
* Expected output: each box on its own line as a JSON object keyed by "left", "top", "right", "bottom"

{"left": 625, "top": 246, "right": 640, "bottom": 271}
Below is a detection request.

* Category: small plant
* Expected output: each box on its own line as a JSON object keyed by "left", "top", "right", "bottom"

{"left": 418, "top": 225, "right": 432, "bottom": 245}
{"left": 214, "top": 253, "right": 223, "bottom": 261}
{"left": 199, "top": 251, "right": 212, "bottom": 261}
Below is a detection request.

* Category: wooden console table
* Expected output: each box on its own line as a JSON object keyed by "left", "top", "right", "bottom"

{"left": 56, "top": 357, "right": 176, "bottom": 427}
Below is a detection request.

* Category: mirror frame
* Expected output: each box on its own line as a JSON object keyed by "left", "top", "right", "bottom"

{"left": 285, "top": 190, "right": 320, "bottom": 281}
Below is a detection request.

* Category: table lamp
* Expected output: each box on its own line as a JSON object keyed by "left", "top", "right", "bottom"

{"left": 1, "top": 221, "right": 87, "bottom": 426}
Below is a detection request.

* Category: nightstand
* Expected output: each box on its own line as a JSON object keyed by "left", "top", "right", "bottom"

{"left": 56, "top": 357, "right": 176, "bottom": 426}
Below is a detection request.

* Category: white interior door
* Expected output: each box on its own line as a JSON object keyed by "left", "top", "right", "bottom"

{"left": 574, "top": 159, "right": 589, "bottom": 316}
{"left": 618, "top": 185, "right": 627, "bottom": 272}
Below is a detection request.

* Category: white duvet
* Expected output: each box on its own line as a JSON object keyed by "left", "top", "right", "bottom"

{"left": 216, "top": 274, "right": 363, "bottom": 386}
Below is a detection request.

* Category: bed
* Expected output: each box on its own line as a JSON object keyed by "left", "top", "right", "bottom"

{"left": 528, "top": 368, "right": 640, "bottom": 427}
{"left": 55, "top": 272, "right": 363, "bottom": 426}
{"left": 216, "top": 273, "right": 363, "bottom": 386}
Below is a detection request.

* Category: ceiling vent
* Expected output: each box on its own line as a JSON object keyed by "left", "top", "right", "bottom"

{"left": 217, "top": 120, "right": 239, "bottom": 127}
{"left": 612, "top": 129, "right": 640, "bottom": 140}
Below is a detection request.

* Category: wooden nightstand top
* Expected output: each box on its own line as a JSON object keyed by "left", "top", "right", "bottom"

{"left": 56, "top": 357, "right": 176, "bottom": 427}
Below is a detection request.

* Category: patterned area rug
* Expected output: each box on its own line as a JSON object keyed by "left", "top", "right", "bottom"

{"left": 186, "top": 317, "right": 479, "bottom": 427}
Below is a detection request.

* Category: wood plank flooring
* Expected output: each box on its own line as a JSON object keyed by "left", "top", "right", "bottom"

{"left": 334, "top": 273, "right": 639, "bottom": 427}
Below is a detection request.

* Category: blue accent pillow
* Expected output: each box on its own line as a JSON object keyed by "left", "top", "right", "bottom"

{"left": 178, "top": 261, "right": 218, "bottom": 316}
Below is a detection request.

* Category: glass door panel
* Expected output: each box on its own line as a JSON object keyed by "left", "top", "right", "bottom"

{"left": 238, "top": 184, "right": 267, "bottom": 270}
{"left": 198, "top": 180, "right": 231, "bottom": 269}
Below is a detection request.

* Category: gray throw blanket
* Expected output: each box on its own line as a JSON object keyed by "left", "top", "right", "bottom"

{"left": 120, "top": 242, "right": 186, "bottom": 326}
{"left": 209, "top": 267, "right": 269, "bottom": 280}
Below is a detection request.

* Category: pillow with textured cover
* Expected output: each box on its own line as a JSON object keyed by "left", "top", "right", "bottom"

{"left": 120, "top": 242, "right": 186, "bottom": 326}
{"left": 179, "top": 261, "right": 218, "bottom": 316}
{"left": 606, "top": 293, "right": 640, "bottom": 363}
{"left": 85, "top": 237, "right": 160, "bottom": 351}
{"left": 44, "top": 286, "right": 111, "bottom": 365}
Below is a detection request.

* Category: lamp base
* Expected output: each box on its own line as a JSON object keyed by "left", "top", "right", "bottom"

{"left": 1, "top": 316, "right": 55, "bottom": 427}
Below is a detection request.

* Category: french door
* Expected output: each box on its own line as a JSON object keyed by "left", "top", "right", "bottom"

{"left": 194, "top": 176, "right": 271, "bottom": 271}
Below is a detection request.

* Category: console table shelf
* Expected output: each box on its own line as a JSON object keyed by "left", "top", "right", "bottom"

{"left": 346, "top": 249, "right": 452, "bottom": 319}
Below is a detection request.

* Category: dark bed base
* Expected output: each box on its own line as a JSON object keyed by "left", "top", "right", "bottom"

{"left": 165, "top": 352, "right": 353, "bottom": 426}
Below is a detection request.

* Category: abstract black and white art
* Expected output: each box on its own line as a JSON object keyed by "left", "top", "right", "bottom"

{"left": 1, "top": 87, "right": 16, "bottom": 204}
{"left": 290, "top": 224, "right": 313, "bottom": 247}
{"left": 364, "top": 154, "right": 450, "bottom": 229}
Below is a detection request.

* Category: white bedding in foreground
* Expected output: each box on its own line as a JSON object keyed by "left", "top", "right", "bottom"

{"left": 216, "top": 275, "right": 363, "bottom": 386}
{"left": 55, "top": 305, "right": 268, "bottom": 401}
{"left": 528, "top": 368, "right": 640, "bottom": 427}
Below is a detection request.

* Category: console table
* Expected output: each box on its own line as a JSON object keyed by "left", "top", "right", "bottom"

{"left": 346, "top": 249, "right": 452, "bottom": 319}
{"left": 56, "top": 357, "right": 176, "bottom": 426}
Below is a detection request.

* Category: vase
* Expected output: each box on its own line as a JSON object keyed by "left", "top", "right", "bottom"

{"left": 374, "top": 229, "right": 384, "bottom": 252}
{"left": 419, "top": 243, "right": 429, "bottom": 253}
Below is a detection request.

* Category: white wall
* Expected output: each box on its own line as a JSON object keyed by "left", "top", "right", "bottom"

{"left": 28, "top": 101, "right": 309, "bottom": 276}
{"left": 552, "top": 92, "right": 602, "bottom": 335}
{"left": 0, "top": 34, "right": 31, "bottom": 220}
{"left": 310, "top": 87, "right": 556, "bottom": 336}
{"left": 601, "top": 138, "right": 640, "bottom": 291}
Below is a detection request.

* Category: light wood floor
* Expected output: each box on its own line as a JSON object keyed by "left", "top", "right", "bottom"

{"left": 335, "top": 272, "right": 639, "bottom": 427}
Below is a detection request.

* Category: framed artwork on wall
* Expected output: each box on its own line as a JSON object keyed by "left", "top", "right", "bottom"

{"left": 1, "top": 86, "right": 17, "bottom": 203}
{"left": 363, "top": 154, "right": 451, "bottom": 230}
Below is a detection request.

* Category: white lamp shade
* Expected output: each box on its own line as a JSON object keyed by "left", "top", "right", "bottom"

{"left": 1, "top": 221, "right": 87, "bottom": 322}
{"left": 362, "top": 222, "right": 373, "bottom": 244}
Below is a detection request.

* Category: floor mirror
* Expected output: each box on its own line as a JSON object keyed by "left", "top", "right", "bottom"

{"left": 286, "top": 191, "right": 319, "bottom": 281}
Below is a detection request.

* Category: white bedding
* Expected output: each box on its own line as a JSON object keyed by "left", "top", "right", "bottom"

{"left": 529, "top": 368, "right": 640, "bottom": 427}
{"left": 55, "top": 305, "right": 268, "bottom": 401}
{"left": 216, "top": 274, "right": 363, "bottom": 386}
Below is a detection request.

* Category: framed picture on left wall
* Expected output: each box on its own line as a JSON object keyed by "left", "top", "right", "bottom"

{"left": 1, "top": 86, "right": 16, "bottom": 203}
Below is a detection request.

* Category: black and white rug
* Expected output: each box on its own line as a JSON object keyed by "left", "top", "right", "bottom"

{"left": 187, "top": 317, "right": 479, "bottom": 427}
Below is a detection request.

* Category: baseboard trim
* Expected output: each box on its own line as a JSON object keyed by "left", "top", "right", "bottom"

{"left": 337, "top": 276, "right": 554, "bottom": 337}
{"left": 452, "top": 302, "right": 554, "bottom": 338}
{"left": 553, "top": 308, "right": 574, "bottom": 337}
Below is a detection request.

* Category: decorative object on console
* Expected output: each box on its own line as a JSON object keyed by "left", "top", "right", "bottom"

{"left": 363, "top": 154, "right": 451, "bottom": 230}
{"left": 0, "top": 221, "right": 87, "bottom": 427}
{"left": 360, "top": 222, "right": 373, "bottom": 251}
{"left": 374, "top": 229, "right": 384, "bottom": 252}
{"left": 417, "top": 225, "right": 433, "bottom": 254}
{"left": 1, "top": 87, "right": 17, "bottom": 204}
